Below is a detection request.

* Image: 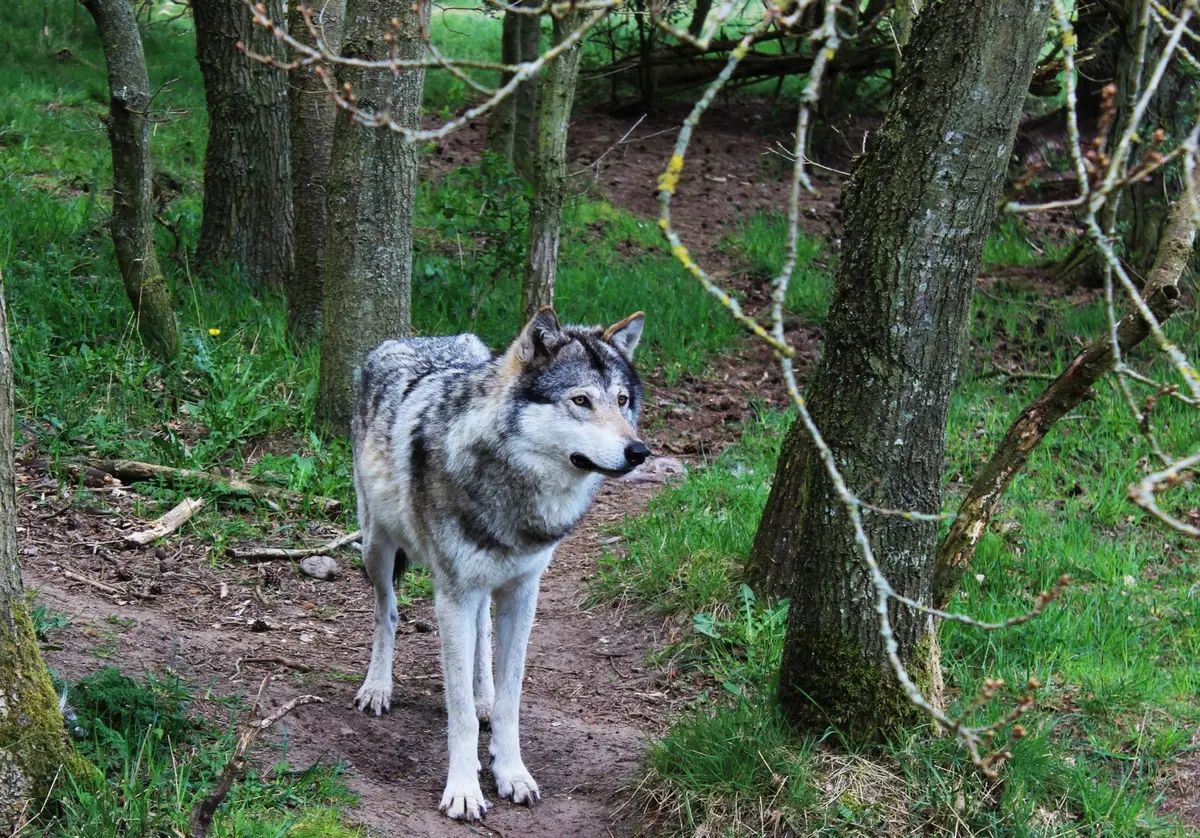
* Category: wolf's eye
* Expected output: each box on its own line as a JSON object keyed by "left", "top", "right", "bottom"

{"left": 617, "top": 394, "right": 629, "bottom": 407}
{"left": 571, "top": 395, "right": 592, "bottom": 408}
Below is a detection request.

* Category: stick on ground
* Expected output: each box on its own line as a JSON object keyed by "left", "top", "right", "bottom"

{"left": 124, "top": 497, "right": 205, "bottom": 547}
{"left": 83, "top": 458, "right": 342, "bottom": 515}
{"left": 226, "top": 529, "right": 361, "bottom": 561}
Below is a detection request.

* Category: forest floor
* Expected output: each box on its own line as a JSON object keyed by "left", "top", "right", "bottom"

{"left": 19, "top": 102, "right": 810, "bottom": 838}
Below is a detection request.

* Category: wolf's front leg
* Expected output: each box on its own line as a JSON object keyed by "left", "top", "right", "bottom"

{"left": 355, "top": 531, "right": 399, "bottom": 715}
{"left": 489, "top": 571, "right": 543, "bottom": 806}
{"left": 435, "top": 588, "right": 490, "bottom": 821}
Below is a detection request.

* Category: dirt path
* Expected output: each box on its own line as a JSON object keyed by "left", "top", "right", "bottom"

{"left": 21, "top": 471, "right": 669, "bottom": 837}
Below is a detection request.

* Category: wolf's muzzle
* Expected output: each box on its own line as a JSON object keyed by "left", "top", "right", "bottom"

{"left": 570, "top": 443, "right": 650, "bottom": 478}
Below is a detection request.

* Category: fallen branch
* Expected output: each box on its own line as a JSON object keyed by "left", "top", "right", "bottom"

{"left": 934, "top": 177, "right": 1198, "bottom": 606}
{"left": 188, "top": 675, "right": 324, "bottom": 838}
{"left": 124, "top": 497, "right": 205, "bottom": 547}
{"left": 83, "top": 458, "right": 342, "bottom": 516}
{"left": 238, "top": 656, "right": 314, "bottom": 673}
{"left": 61, "top": 568, "right": 150, "bottom": 599}
{"left": 226, "top": 530, "right": 361, "bottom": 561}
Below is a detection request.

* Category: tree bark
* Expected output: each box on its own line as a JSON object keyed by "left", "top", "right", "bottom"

{"left": 0, "top": 283, "right": 79, "bottom": 831}
{"left": 82, "top": 0, "right": 179, "bottom": 362}
{"left": 315, "top": 0, "right": 429, "bottom": 434}
{"left": 512, "top": 0, "right": 542, "bottom": 173}
{"left": 522, "top": 11, "right": 583, "bottom": 320}
{"left": 484, "top": 8, "right": 521, "bottom": 160}
{"left": 687, "top": 0, "right": 713, "bottom": 38}
{"left": 286, "top": 0, "right": 344, "bottom": 348}
{"left": 1058, "top": 0, "right": 1188, "bottom": 287}
{"left": 750, "top": 0, "right": 1052, "bottom": 738}
{"left": 193, "top": 0, "right": 293, "bottom": 288}
{"left": 934, "top": 170, "right": 1198, "bottom": 606}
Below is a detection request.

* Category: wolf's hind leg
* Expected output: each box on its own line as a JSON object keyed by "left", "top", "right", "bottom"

{"left": 354, "top": 528, "right": 400, "bottom": 716}
{"left": 488, "top": 570, "right": 542, "bottom": 807}
{"left": 474, "top": 594, "right": 494, "bottom": 726}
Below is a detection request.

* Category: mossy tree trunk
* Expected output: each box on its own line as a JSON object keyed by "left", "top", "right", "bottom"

{"left": 485, "top": 0, "right": 539, "bottom": 169}
{"left": 193, "top": 0, "right": 293, "bottom": 288}
{"left": 286, "top": 0, "right": 345, "bottom": 348}
{"left": 0, "top": 283, "right": 78, "bottom": 831}
{"left": 512, "top": 0, "right": 542, "bottom": 173}
{"left": 522, "top": 10, "right": 583, "bottom": 320}
{"left": 315, "top": 0, "right": 428, "bottom": 434}
{"left": 688, "top": 0, "right": 713, "bottom": 38}
{"left": 82, "top": 0, "right": 178, "bottom": 362}
{"left": 749, "top": 0, "right": 1053, "bottom": 738}
{"left": 484, "top": 8, "right": 521, "bottom": 160}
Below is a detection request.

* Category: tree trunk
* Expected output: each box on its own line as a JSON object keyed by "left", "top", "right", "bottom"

{"left": 1059, "top": 0, "right": 1187, "bottom": 286}
{"left": 934, "top": 168, "right": 1198, "bottom": 606}
{"left": 82, "top": 0, "right": 178, "bottom": 362}
{"left": 512, "top": 0, "right": 542, "bottom": 173}
{"left": 286, "top": 0, "right": 345, "bottom": 348}
{"left": 687, "top": 0, "right": 712, "bottom": 38}
{"left": 0, "top": 283, "right": 79, "bottom": 831}
{"left": 522, "top": 11, "right": 583, "bottom": 320}
{"left": 193, "top": 0, "right": 293, "bottom": 288}
{"left": 750, "top": 0, "right": 1052, "bottom": 738}
{"left": 315, "top": 0, "right": 429, "bottom": 434}
{"left": 484, "top": 8, "right": 521, "bottom": 160}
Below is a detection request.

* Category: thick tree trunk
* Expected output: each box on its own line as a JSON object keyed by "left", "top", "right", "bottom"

{"left": 934, "top": 170, "right": 1198, "bottom": 606}
{"left": 484, "top": 8, "right": 521, "bottom": 160}
{"left": 512, "top": 0, "right": 542, "bottom": 172}
{"left": 750, "top": 0, "right": 1052, "bottom": 738}
{"left": 0, "top": 283, "right": 78, "bottom": 830}
{"left": 522, "top": 11, "right": 583, "bottom": 320}
{"left": 193, "top": 0, "right": 293, "bottom": 288}
{"left": 82, "top": 0, "right": 178, "bottom": 361}
{"left": 286, "top": 0, "right": 345, "bottom": 347}
{"left": 315, "top": 0, "right": 428, "bottom": 434}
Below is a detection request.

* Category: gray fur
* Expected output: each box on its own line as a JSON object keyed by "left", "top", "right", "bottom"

{"left": 351, "top": 309, "right": 646, "bottom": 821}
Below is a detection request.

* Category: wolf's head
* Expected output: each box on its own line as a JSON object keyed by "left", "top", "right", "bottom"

{"left": 501, "top": 307, "right": 649, "bottom": 478}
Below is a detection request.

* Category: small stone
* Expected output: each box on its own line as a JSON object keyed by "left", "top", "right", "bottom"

{"left": 414, "top": 621, "right": 433, "bottom": 633}
{"left": 620, "top": 457, "right": 688, "bottom": 485}
{"left": 299, "top": 555, "right": 339, "bottom": 582}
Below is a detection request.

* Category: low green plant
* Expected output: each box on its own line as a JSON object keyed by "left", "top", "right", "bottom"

{"left": 30, "top": 667, "right": 362, "bottom": 838}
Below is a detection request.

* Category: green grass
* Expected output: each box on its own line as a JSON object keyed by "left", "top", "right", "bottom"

{"left": 594, "top": 228, "right": 1200, "bottom": 835}
{"left": 27, "top": 667, "right": 363, "bottom": 838}
{"left": 719, "top": 211, "right": 833, "bottom": 324}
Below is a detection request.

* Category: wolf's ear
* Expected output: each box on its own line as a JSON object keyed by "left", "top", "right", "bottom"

{"left": 516, "top": 306, "right": 569, "bottom": 363}
{"left": 603, "top": 312, "right": 644, "bottom": 360}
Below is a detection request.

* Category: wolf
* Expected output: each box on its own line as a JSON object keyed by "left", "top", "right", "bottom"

{"left": 350, "top": 307, "right": 648, "bottom": 821}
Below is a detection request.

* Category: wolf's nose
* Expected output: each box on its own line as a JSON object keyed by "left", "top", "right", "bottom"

{"left": 624, "top": 441, "right": 650, "bottom": 467}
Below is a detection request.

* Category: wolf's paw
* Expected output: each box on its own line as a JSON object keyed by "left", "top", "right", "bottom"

{"left": 353, "top": 681, "right": 392, "bottom": 716}
{"left": 439, "top": 780, "right": 490, "bottom": 821}
{"left": 494, "top": 763, "right": 540, "bottom": 807}
{"left": 475, "top": 698, "right": 493, "bottom": 729}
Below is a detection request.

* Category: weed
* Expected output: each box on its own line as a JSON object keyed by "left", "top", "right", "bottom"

{"left": 29, "top": 667, "right": 362, "bottom": 838}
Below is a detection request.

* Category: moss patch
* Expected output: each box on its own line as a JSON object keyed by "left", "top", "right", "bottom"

{"left": 0, "top": 600, "right": 92, "bottom": 828}
{"left": 779, "top": 626, "right": 938, "bottom": 742}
